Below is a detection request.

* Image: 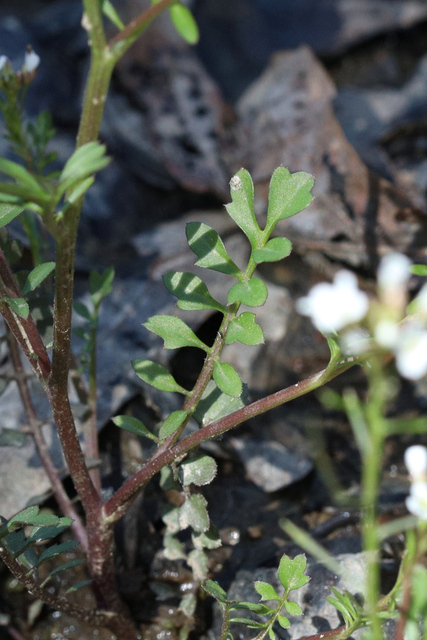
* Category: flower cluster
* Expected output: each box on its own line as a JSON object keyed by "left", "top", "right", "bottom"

{"left": 405, "top": 445, "right": 427, "bottom": 520}
{"left": 0, "top": 48, "right": 40, "bottom": 87}
{"left": 296, "top": 253, "right": 427, "bottom": 380}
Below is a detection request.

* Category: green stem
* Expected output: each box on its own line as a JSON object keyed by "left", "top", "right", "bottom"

{"left": 360, "top": 359, "right": 388, "bottom": 640}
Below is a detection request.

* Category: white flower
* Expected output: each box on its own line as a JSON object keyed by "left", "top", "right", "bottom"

{"left": 406, "top": 482, "right": 427, "bottom": 520}
{"left": 405, "top": 445, "right": 427, "bottom": 480}
{"left": 0, "top": 55, "right": 8, "bottom": 71}
{"left": 394, "top": 322, "right": 427, "bottom": 380}
{"left": 24, "top": 50, "right": 40, "bottom": 73}
{"left": 413, "top": 283, "right": 427, "bottom": 317}
{"left": 374, "top": 319, "right": 400, "bottom": 349}
{"left": 340, "top": 327, "right": 370, "bottom": 355}
{"left": 296, "top": 271, "right": 369, "bottom": 334}
{"left": 378, "top": 253, "right": 411, "bottom": 294}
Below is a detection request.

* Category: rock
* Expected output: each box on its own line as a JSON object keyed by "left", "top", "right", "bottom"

{"left": 209, "top": 552, "right": 394, "bottom": 639}
{"left": 229, "top": 436, "right": 313, "bottom": 492}
{"left": 195, "top": 0, "right": 427, "bottom": 101}
{"left": 229, "top": 46, "right": 427, "bottom": 275}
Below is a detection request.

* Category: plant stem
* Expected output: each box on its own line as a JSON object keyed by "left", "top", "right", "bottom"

{"left": 108, "top": 0, "right": 179, "bottom": 56}
{"left": 105, "top": 359, "right": 357, "bottom": 521}
{"left": 6, "top": 329, "right": 88, "bottom": 551}
{"left": 0, "top": 246, "right": 51, "bottom": 381}
{"left": 0, "top": 545, "right": 123, "bottom": 629}
{"left": 360, "top": 359, "right": 388, "bottom": 640}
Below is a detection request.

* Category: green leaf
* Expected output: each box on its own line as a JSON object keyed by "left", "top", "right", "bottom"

{"left": 192, "top": 380, "right": 247, "bottom": 427}
{"left": 66, "top": 176, "right": 95, "bottom": 204}
{"left": 58, "top": 142, "right": 110, "bottom": 196}
{"left": 187, "top": 548, "right": 209, "bottom": 581}
{"left": 229, "top": 618, "right": 265, "bottom": 629}
{"left": 179, "top": 454, "right": 217, "bottom": 486}
{"left": 203, "top": 579, "right": 228, "bottom": 603}
{"left": 252, "top": 237, "right": 292, "bottom": 264}
{"left": 411, "top": 264, "right": 427, "bottom": 277}
{"left": 159, "top": 410, "right": 189, "bottom": 440}
{"left": 21, "top": 262, "right": 55, "bottom": 296}
{"left": 112, "top": 415, "right": 158, "bottom": 442}
{"left": 284, "top": 600, "right": 303, "bottom": 616}
{"left": 179, "top": 494, "right": 209, "bottom": 533}
{"left": 186, "top": 222, "right": 242, "bottom": 277}
{"left": 36, "top": 540, "right": 79, "bottom": 567}
{"left": 213, "top": 362, "right": 242, "bottom": 397}
{"left": 3, "top": 296, "right": 29, "bottom": 319}
{"left": 228, "top": 277, "right": 268, "bottom": 307}
{"left": 254, "top": 581, "right": 280, "bottom": 602}
{"left": 73, "top": 301, "right": 92, "bottom": 320}
{"left": 225, "top": 312, "right": 264, "bottom": 346}
{"left": 132, "top": 359, "right": 189, "bottom": 395}
{"left": 0, "top": 158, "right": 46, "bottom": 195}
{"left": 277, "top": 614, "right": 290, "bottom": 629}
{"left": 40, "top": 559, "right": 85, "bottom": 587}
{"left": 102, "top": 0, "right": 125, "bottom": 29}
{"left": 268, "top": 628, "right": 275, "bottom": 640}
{"left": 192, "top": 524, "right": 222, "bottom": 550}
{"left": 278, "top": 554, "right": 310, "bottom": 592}
{"left": 327, "top": 336, "right": 342, "bottom": 365}
{"left": 144, "top": 315, "right": 211, "bottom": 351}
{"left": 163, "top": 271, "right": 227, "bottom": 313}
{"left": 226, "top": 169, "right": 262, "bottom": 250}
{"left": 266, "top": 167, "right": 314, "bottom": 233}
{"left": 0, "top": 428, "right": 27, "bottom": 448}
{"left": 162, "top": 506, "right": 180, "bottom": 534}
{"left": 231, "top": 601, "right": 272, "bottom": 615}
{"left": 170, "top": 3, "right": 199, "bottom": 44}
{"left": 89, "top": 267, "right": 114, "bottom": 307}
{"left": 163, "top": 533, "right": 186, "bottom": 560}
{"left": 0, "top": 203, "right": 25, "bottom": 228}
{"left": 65, "top": 579, "right": 92, "bottom": 594}
{"left": 28, "top": 519, "right": 73, "bottom": 542}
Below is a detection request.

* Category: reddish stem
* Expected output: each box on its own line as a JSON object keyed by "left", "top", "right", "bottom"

{"left": 105, "top": 361, "right": 355, "bottom": 520}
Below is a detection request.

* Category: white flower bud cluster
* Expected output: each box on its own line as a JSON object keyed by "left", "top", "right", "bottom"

{"left": 405, "top": 445, "right": 427, "bottom": 520}
{"left": 296, "top": 253, "right": 427, "bottom": 380}
{"left": 0, "top": 49, "right": 40, "bottom": 76}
